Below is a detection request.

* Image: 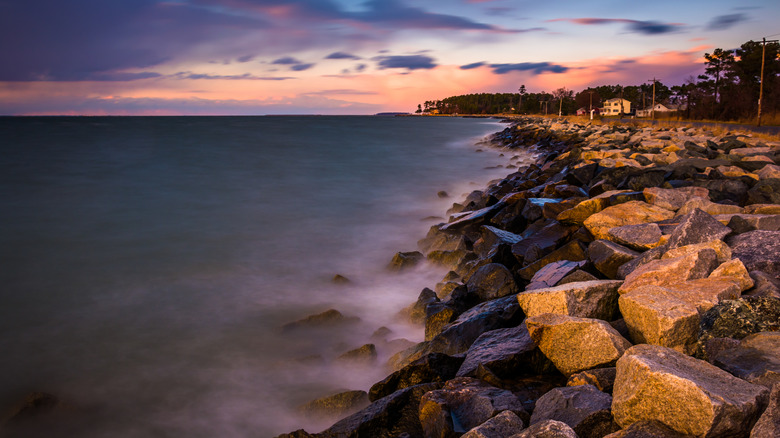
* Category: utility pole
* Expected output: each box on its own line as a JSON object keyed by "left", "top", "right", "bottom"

{"left": 758, "top": 37, "right": 779, "bottom": 127}
{"left": 588, "top": 90, "right": 594, "bottom": 111}
{"left": 558, "top": 87, "right": 565, "bottom": 117}
{"left": 647, "top": 78, "right": 658, "bottom": 120}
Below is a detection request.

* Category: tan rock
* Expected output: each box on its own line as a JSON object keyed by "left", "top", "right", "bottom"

{"left": 709, "top": 258, "right": 754, "bottom": 292}
{"left": 526, "top": 313, "right": 632, "bottom": 376}
{"left": 619, "top": 249, "right": 720, "bottom": 294}
{"left": 584, "top": 201, "right": 675, "bottom": 240}
{"left": 517, "top": 280, "right": 622, "bottom": 320}
{"left": 618, "top": 281, "right": 740, "bottom": 354}
{"left": 676, "top": 197, "right": 744, "bottom": 217}
{"left": 717, "top": 165, "right": 757, "bottom": 179}
{"left": 643, "top": 187, "right": 709, "bottom": 211}
{"left": 612, "top": 344, "right": 769, "bottom": 437}
{"left": 757, "top": 163, "right": 780, "bottom": 180}
{"left": 730, "top": 146, "right": 773, "bottom": 158}
{"left": 744, "top": 204, "right": 780, "bottom": 215}
{"left": 556, "top": 190, "right": 630, "bottom": 225}
{"left": 662, "top": 240, "right": 732, "bottom": 264}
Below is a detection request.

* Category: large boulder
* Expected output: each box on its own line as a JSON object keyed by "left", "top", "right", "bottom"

{"left": 316, "top": 382, "right": 442, "bottom": 438}
{"left": 511, "top": 222, "right": 579, "bottom": 265}
{"left": 618, "top": 282, "right": 740, "bottom": 355}
{"left": 583, "top": 201, "right": 675, "bottom": 240}
{"left": 526, "top": 314, "right": 632, "bottom": 376}
{"left": 427, "top": 295, "right": 523, "bottom": 356}
{"left": 612, "top": 344, "right": 769, "bottom": 437}
{"left": 369, "top": 353, "right": 464, "bottom": 401}
{"left": 530, "top": 385, "right": 618, "bottom": 438}
{"left": 466, "top": 263, "right": 519, "bottom": 301}
{"left": 606, "top": 223, "right": 664, "bottom": 251}
{"left": 618, "top": 249, "right": 719, "bottom": 294}
{"left": 676, "top": 197, "right": 744, "bottom": 217}
{"left": 461, "top": 410, "right": 526, "bottom": 438}
{"left": 457, "top": 322, "right": 554, "bottom": 378}
{"left": 643, "top": 186, "right": 709, "bottom": 211}
{"left": 727, "top": 230, "right": 780, "bottom": 278}
{"left": 419, "top": 377, "right": 529, "bottom": 437}
{"left": 710, "top": 332, "right": 780, "bottom": 389}
{"left": 517, "top": 280, "right": 622, "bottom": 320}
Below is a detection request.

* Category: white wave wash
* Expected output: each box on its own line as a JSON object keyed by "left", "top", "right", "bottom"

{"left": 0, "top": 116, "right": 536, "bottom": 437}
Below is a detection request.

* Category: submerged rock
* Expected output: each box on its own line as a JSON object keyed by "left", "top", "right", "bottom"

{"left": 369, "top": 352, "right": 463, "bottom": 402}
{"left": 298, "top": 390, "right": 369, "bottom": 419}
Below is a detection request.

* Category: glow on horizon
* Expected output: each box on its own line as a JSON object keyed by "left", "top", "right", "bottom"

{"left": 1, "top": 0, "right": 778, "bottom": 115}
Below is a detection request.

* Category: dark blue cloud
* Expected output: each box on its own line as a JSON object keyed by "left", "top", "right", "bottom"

{"left": 489, "top": 62, "right": 568, "bottom": 74}
{"left": 325, "top": 52, "right": 362, "bottom": 60}
{"left": 460, "top": 62, "right": 487, "bottom": 70}
{"left": 271, "top": 57, "right": 303, "bottom": 65}
{"left": 237, "top": 55, "right": 256, "bottom": 63}
{"left": 174, "top": 72, "right": 295, "bottom": 80}
{"left": 375, "top": 55, "right": 437, "bottom": 70}
{"left": 627, "top": 20, "right": 678, "bottom": 35}
{"left": 290, "top": 63, "right": 316, "bottom": 71}
{"left": 706, "top": 14, "right": 748, "bottom": 30}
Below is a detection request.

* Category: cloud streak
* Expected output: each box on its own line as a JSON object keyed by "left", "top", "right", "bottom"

{"left": 548, "top": 17, "right": 684, "bottom": 35}
{"left": 375, "top": 55, "right": 438, "bottom": 70}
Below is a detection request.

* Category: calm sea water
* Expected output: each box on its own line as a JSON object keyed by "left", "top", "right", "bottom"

{"left": 0, "top": 116, "right": 528, "bottom": 437}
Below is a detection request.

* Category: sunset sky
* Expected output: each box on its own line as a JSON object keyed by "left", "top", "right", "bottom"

{"left": 1, "top": 0, "right": 778, "bottom": 115}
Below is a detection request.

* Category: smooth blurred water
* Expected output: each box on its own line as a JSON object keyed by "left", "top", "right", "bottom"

{"left": 0, "top": 116, "right": 526, "bottom": 437}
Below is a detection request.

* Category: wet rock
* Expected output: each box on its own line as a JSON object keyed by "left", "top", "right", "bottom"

{"left": 317, "top": 382, "right": 442, "bottom": 438}
{"left": 522, "top": 198, "right": 563, "bottom": 222}
{"left": 336, "top": 344, "right": 377, "bottom": 364}
{"left": 418, "top": 226, "right": 470, "bottom": 254}
{"left": 588, "top": 240, "right": 639, "bottom": 279}
{"left": 281, "top": 309, "right": 360, "bottom": 332}
{"left": 509, "top": 419, "right": 578, "bottom": 438}
{"left": 526, "top": 313, "right": 632, "bottom": 376}
{"left": 612, "top": 344, "right": 769, "bottom": 437}
{"left": 369, "top": 353, "right": 464, "bottom": 402}
{"left": 298, "top": 390, "right": 369, "bottom": 419}
{"left": 400, "top": 288, "right": 439, "bottom": 325}
{"left": 466, "top": 263, "right": 519, "bottom": 302}
{"left": 438, "top": 190, "right": 450, "bottom": 198}
{"left": 526, "top": 260, "right": 586, "bottom": 290}
{"left": 457, "top": 322, "right": 554, "bottom": 378}
{"left": 425, "top": 302, "right": 458, "bottom": 341}
{"left": 511, "top": 222, "right": 578, "bottom": 265}
{"left": 473, "top": 226, "right": 523, "bottom": 259}
{"left": 618, "top": 249, "right": 719, "bottom": 294}
{"left": 462, "top": 410, "right": 526, "bottom": 438}
{"left": 664, "top": 208, "right": 732, "bottom": 251}
{"left": 388, "top": 251, "right": 425, "bottom": 271}
{"left": 727, "top": 230, "right": 780, "bottom": 278}
{"left": 751, "top": 384, "right": 780, "bottom": 438}
{"left": 566, "top": 368, "right": 616, "bottom": 393}
{"left": 695, "top": 179, "right": 750, "bottom": 204}
{"left": 583, "top": 201, "right": 674, "bottom": 241}
{"left": 331, "top": 274, "right": 351, "bottom": 284}
{"left": 711, "top": 332, "right": 780, "bottom": 388}
{"left": 419, "top": 377, "right": 529, "bottom": 437}
{"left": 518, "top": 241, "right": 588, "bottom": 281}
{"left": 427, "top": 249, "right": 470, "bottom": 269}
{"left": 530, "top": 385, "right": 618, "bottom": 438}
{"left": 427, "top": 295, "right": 523, "bottom": 356}
{"left": 517, "top": 280, "right": 622, "bottom": 320}
{"left": 605, "top": 223, "right": 663, "bottom": 251}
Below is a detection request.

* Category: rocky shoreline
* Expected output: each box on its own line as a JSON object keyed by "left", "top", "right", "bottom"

{"left": 277, "top": 117, "right": 780, "bottom": 438}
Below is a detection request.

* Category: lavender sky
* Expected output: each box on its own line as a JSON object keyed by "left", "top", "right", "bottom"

{"left": 1, "top": 0, "right": 778, "bottom": 115}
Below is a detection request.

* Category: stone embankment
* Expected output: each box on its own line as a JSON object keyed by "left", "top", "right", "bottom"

{"left": 279, "top": 117, "right": 780, "bottom": 438}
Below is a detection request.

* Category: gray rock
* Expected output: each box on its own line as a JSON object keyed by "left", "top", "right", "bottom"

{"left": 711, "top": 332, "right": 780, "bottom": 388}
{"left": 457, "top": 322, "right": 554, "bottom": 378}
{"left": 526, "top": 260, "right": 587, "bottom": 290}
{"left": 530, "top": 385, "right": 618, "bottom": 438}
{"left": 462, "top": 410, "right": 526, "bottom": 438}
{"left": 603, "top": 420, "right": 693, "bottom": 438}
{"left": 474, "top": 226, "right": 524, "bottom": 259}
{"left": 419, "top": 377, "right": 529, "bottom": 437}
{"left": 466, "top": 263, "right": 519, "bottom": 301}
{"left": 727, "top": 230, "right": 780, "bottom": 278}
{"left": 588, "top": 240, "right": 640, "bottom": 279}
{"left": 509, "top": 419, "right": 578, "bottom": 438}
{"left": 665, "top": 208, "right": 731, "bottom": 251}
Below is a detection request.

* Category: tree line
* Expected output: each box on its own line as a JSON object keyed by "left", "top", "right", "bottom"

{"left": 415, "top": 39, "right": 779, "bottom": 123}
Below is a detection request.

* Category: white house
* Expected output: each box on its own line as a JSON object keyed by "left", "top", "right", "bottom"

{"left": 637, "top": 103, "right": 685, "bottom": 117}
{"left": 602, "top": 98, "right": 631, "bottom": 116}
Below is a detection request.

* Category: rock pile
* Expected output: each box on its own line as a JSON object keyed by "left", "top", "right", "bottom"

{"left": 278, "top": 118, "right": 780, "bottom": 437}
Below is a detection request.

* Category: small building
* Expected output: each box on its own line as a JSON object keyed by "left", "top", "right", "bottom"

{"left": 636, "top": 103, "right": 685, "bottom": 117}
{"left": 602, "top": 98, "right": 631, "bottom": 116}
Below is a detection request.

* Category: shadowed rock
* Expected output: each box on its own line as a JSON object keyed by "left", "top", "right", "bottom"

{"left": 698, "top": 297, "right": 780, "bottom": 359}
{"left": 526, "top": 260, "right": 586, "bottom": 290}
{"left": 298, "top": 390, "right": 369, "bottom": 419}
{"left": 588, "top": 240, "right": 639, "bottom": 279}
{"left": 457, "top": 322, "right": 554, "bottom": 378}
{"left": 281, "top": 309, "right": 360, "bottom": 332}
{"left": 727, "top": 230, "right": 780, "bottom": 278}
{"left": 466, "top": 263, "right": 519, "bottom": 301}
{"left": 751, "top": 384, "right": 780, "bottom": 438}
{"left": 710, "top": 332, "right": 780, "bottom": 388}
{"left": 369, "top": 353, "right": 464, "bottom": 402}
{"left": 602, "top": 420, "right": 693, "bottom": 438}
{"left": 462, "top": 410, "right": 526, "bottom": 438}
{"left": 665, "top": 208, "right": 732, "bottom": 251}
{"left": 509, "top": 419, "right": 577, "bottom": 438}
{"left": 530, "top": 385, "right": 619, "bottom": 438}
{"left": 567, "top": 368, "right": 617, "bottom": 394}
{"left": 388, "top": 251, "right": 425, "bottom": 271}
